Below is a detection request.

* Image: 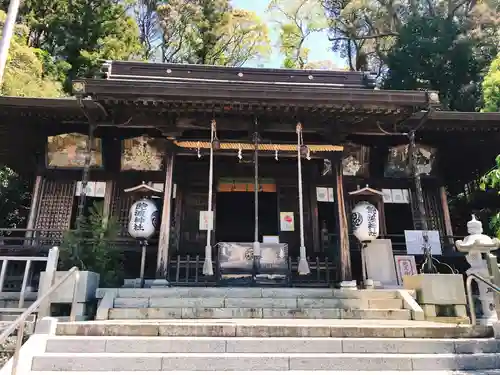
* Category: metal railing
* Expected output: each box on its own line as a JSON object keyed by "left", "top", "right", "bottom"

{"left": 466, "top": 272, "right": 500, "bottom": 326}
{"left": 0, "top": 266, "right": 80, "bottom": 375}
{"left": 0, "top": 255, "right": 50, "bottom": 307}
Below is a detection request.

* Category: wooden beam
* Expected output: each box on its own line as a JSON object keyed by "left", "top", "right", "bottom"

{"left": 334, "top": 157, "right": 352, "bottom": 282}
{"left": 156, "top": 151, "right": 175, "bottom": 278}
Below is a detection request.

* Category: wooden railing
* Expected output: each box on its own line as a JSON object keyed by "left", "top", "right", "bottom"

{"left": 0, "top": 227, "right": 468, "bottom": 287}
{"left": 0, "top": 228, "right": 156, "bottom": 253}
{"left": 165, "top": 254, "right": 338, "bottom": 287}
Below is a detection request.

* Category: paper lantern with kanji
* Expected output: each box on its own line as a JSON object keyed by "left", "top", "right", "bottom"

{"left": 351, "top": 201, "right": 380, "bottom": 243}
{"left": 128, "top": 198, "right": 159, "bottom": 239}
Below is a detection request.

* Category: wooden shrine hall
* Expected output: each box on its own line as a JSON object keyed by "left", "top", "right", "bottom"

{"left": 0, "top": 61, "right": 499, "bottom": 288}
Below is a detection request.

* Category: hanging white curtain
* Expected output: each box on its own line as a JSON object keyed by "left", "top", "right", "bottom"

{"left": 296, "top": 123, "right": 310, "bottom": 275}
{"left": 203, "top": 120, "right": 216, "bottom": 276}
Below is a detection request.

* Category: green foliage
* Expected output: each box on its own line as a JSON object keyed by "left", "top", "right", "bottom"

{"left": 0, "top": 166, "right": 30, "bottom": 228}
{"left": 267, "top": 0, "right": 327, "bottom": 69}
{"left": 0, "top": 0, "right": 145, "bottom": 89}
{"left": 323, "top": 0, "right": 499, "bottom": 76}
{"left": 482, "top": 54, "right": 500, "bottom": 112}
{"left": 384, "top": 16, "right": 496, "bottom": 111}
{"left": 60, "top": 201, "right": 123, "bottom": 287}
{"left": 0, "top": 11, "right": 66, "bottom": 97}
{"left": 157, "top": 0, "right": 270, "bottom": 66}
{"left": 480, "top": 155, "right": 500, "bottom": 238}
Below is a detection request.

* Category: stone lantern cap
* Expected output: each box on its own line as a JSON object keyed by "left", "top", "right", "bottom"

{"left": 455, "top": 214, "right": 500, "bottom": 253}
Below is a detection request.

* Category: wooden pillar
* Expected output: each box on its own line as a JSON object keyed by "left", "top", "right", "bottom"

{"left": 101, "top": 180, "right": 114, "bottom": 229}
{"left": 309, "top": 167, "right": 320, "bottom": 253}
{"left": 25, "top": 175, "right": 43, "bottom": 238}
{"left": 334, "top": 157, "right": 352, "bottom": 282}
{"left": 157, "top": 152, "right": 175, "bottom": 278}
{"left": 439, "top": 186, "right": 454, "bottom": 242}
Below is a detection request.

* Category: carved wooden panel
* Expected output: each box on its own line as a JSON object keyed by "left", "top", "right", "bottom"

{"left": 342, "top": 144, "right": 370, "bottom": 177}
{"left": 34, "top": 179, "right": 75, "bottom": 241}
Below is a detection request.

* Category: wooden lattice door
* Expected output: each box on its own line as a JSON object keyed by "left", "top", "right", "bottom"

{"left": 110, "top": 181, "right": 135, "bottom": 237}
{"left": 34, "top": 179, "right": 76, "bottom": 243}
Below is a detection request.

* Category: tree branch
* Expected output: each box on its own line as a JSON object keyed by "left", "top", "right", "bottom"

{"left": 328, "top": 32, "right": 398, "bottom": 41}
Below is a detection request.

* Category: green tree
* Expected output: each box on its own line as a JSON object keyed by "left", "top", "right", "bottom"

{"left": 482, "top": 54, "right": 500, "bottom": 112}
{"left": 0, "top": 11, "right": 66, "bottom": 97}
{"left": 1, "top": 0, "right": 145, "bottom": 87}
{"left": 323, "top": 0, "right": 499, "bottom": 74}
{"left": 133, "top": 0, "right": 162, "bottom": 60}
{"left": 0, "top": 166, "right": 30, "bottom": 229}
{"left": 157, "top": 0, "right": 270, "bottom": 66}
{"left": 60, "top": 201, "right": 123, "bottom": 287}
{"left": 267, "top": 0, "right": 327, "bottom": 69}
{"left": 384, "top": 16, "right": 496, "bottom": 111}
{"left": 480, "top": 155, "right": 500, "bottom": 238}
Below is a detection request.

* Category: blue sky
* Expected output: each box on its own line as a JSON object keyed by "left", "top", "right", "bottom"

{"left": 231, "top": 0, "right": 343, "bottom": 68}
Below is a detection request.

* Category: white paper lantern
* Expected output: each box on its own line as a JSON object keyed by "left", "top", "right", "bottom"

{"left": 128, "top": 198, "right": 159, "bottom": 239}
{"left": 351, "top": 201, "right": 380, "bottom": 243}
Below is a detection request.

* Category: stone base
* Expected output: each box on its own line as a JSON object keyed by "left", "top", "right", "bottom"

{"left": 123, "top": 279, "right": 171, "bottom": 288}
{"left": 422, "top": 303, "right": 468, "bottom": 317}
{"left": 420, "top": 303, "right": 470, "bottom": 324}
{"left": 426, "top": 316, "right": 471, "bottom": 324}
{"left": 478, "top": 315, "right": 498, "bottom": 326}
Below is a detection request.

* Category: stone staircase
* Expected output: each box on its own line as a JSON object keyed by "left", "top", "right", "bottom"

{"left": 10, "top": 319, "right": 500, "bottom": 372}
{"left": 96, "top": 287, "right": 424, "bottom": 320}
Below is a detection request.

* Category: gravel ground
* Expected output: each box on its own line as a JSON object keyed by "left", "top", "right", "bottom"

{"left": 0, "top": 336, "right": 18, "bottom": 367}
{"left": 0, "top": 326, "right": 31, "bottom": 368}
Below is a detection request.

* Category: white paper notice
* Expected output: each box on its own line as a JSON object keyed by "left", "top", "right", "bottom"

{"left": 280, "top": 212, "right": 295, "bottom": 231}
{"left": 75, "top": 181, "right": 95, "bottom": 197}
{"left": 94, "top": 181, "right": 106, "bottom": 198}
{"left": 382, "top": 189, "right": 393, "bottom": 203}
{"left": 316, "top": 187, "right": 328, "bottom": 202}
{"left": 199, "top": 211, "right": 214, "bottom": 231}
{"left": 391, "top": 189, "right": 405, "bottom": 204}
{"left": 316, "top": 187, "right": 334, "bottom": 202}
{"left": 404, "top": 230, "right": 442, "bottom": 255}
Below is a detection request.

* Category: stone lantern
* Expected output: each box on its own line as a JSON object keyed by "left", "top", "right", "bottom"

{"left": 456, "top": 215, "right": 500, "bottom": 325}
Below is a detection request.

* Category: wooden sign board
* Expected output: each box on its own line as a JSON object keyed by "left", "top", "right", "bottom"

{"left": 394, "top": 255, "right": 418, "bottom": 285}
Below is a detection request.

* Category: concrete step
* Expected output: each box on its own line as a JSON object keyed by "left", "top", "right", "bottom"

{"left": 107, "top": 307, "right": 411, "bottom": 320}
{"left": 27, "top": 371, "right": 500, "bottom": 375}
{"left": 114, "top": 297, "right": 404, "bottom": 310}
{"left": 55, "top": 320, "right": 493, "bottom": 338}
{"left": 30, "top": 352, "right": 500, "bottom": 371}
{"left": 101, "top": 287, "right": 406, "bottom": 300}
{"left": 44, "top": 336, "right": 500, "bottom": 354}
